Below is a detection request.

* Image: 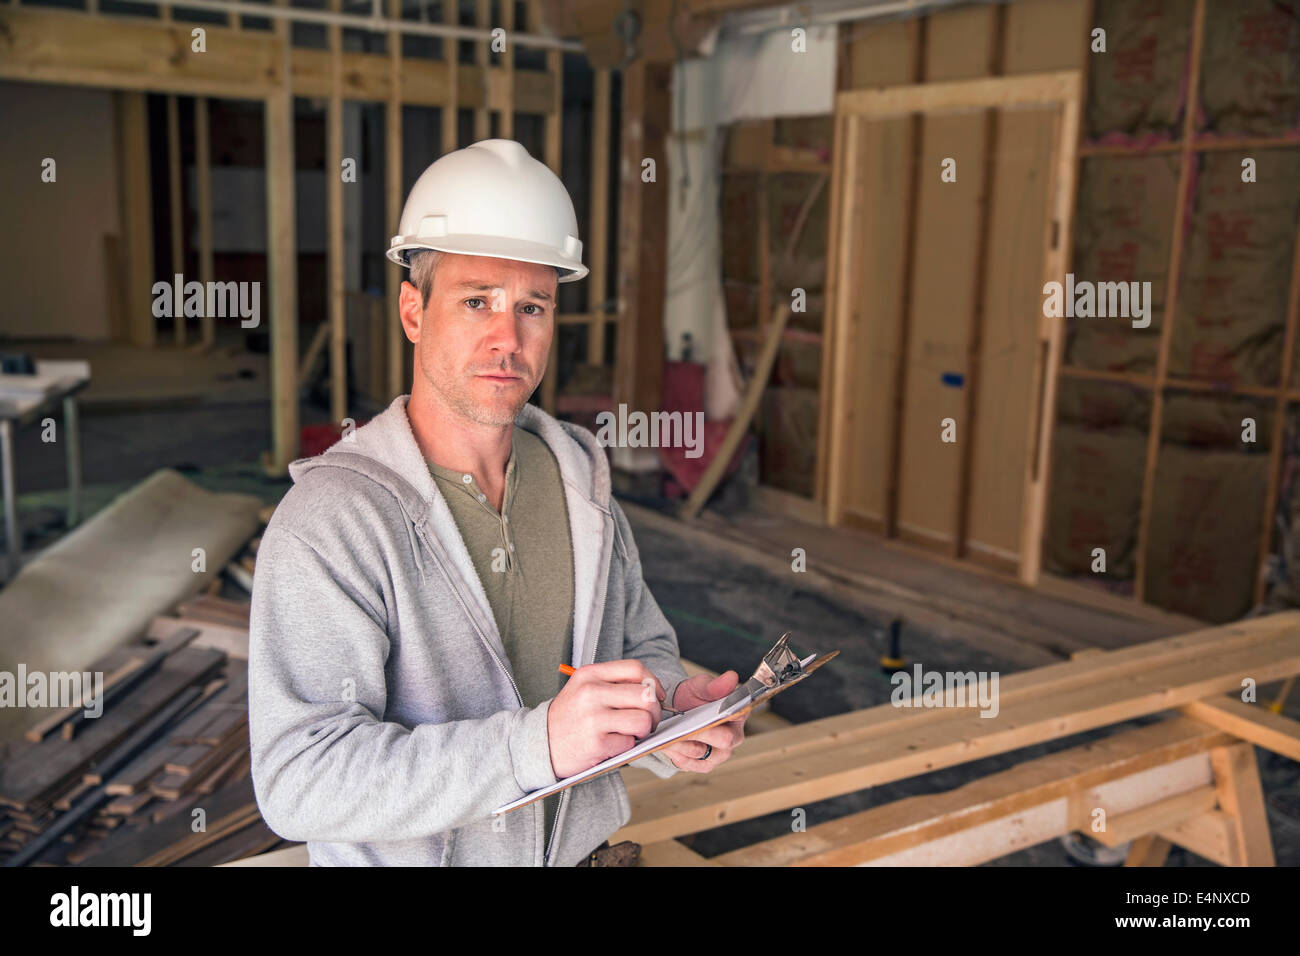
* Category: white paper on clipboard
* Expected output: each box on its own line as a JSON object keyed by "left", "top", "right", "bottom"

{"left": 492, "top": 652, "right": 821, "bottom": 816}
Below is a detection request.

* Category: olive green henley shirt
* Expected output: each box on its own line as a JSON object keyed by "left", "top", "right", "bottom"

{"left": 427, "top": 425, "right": 576, "bottom": 847}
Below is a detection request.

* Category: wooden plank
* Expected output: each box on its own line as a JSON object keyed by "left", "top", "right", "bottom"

{"left": 0, "top": 8, "right": 281, "bottom": 99}
{"left": 616, "top": 617, "right": 1300, "bottom": 844}
{"left": 1254, "top": 146, "right": 1300, "bottom": 603}
{"left": 1134, "top": 0, "right": 1207, "bottom": 602}
{"left": 837, "top": 71, "right": 1083, "bottom": 118}
{"left": 24, "top": 658, "right": 143, "bottom": 743}
{"left": 472, "top": 0, "right": 490, "bottom": 140}
{"left": 1181, "top": 695, "right": 1300, "bottom": 762}
{"left": 82, "top": 685, "right": 206, "bottom": 786}
{"left": 637, "top": 840, "right": 718, "bottom": 867}
{"left": 440, "top": 0, "right": 457, "bottom": 151}
{"left": 1017, "top": 82, "right": 1080, "bottom": 585}
{"left": 1160, "top": 810, "right": 1236, "bottom": 866}
{"left": 622, "top": 610, "right": 1299, "bottom": 796}
{"left": 587, "top": 68, "right": 610, "bottom": 365}
{"left": 613, "top": 60, "right": 670, "bottom": 428}
{"left": 80, "top": 776, "right": 256, "bottom": 867}
{"left": 328, "top": 0, "right": 346, "bottom": 425}
{"left": 0, "top": 648, "right": 224, "bottom": 808}
{"left": 386, "top": 0, "right": 405, "bottom": 401}
{"left": 195, "top": 96, "right": 215, "bottom": 349}
{"left": 1210, "top": 742, "right": 1275, "bottom": 866}
{"left": 539, "top": 0, "right": 564, "bottom": 415}
{"left": 265, "top": 8, "right": 299, "bottom": 474}
{"left": 714, "top": 720, "right": 1225, "bottom": 866}
{"left": 115, "top": 90, "right": 155, "bottom": 348}
{"left": 1089, "top": 785, "right": 1217, "bottom": 848}
{"left": 166, "top": 93, "right": 185, "bottom": 345}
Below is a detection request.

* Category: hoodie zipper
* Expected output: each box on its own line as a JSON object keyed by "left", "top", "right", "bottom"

{"left": 544, "top": 508, "right": 617, "bottom": 866}
{"left": 412, "top": 522, "right": 551, "bottom": 862}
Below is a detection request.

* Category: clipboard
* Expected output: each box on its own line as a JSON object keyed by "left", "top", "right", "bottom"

{"left": 492, "top": 633, "right": 839, "bottom": 816}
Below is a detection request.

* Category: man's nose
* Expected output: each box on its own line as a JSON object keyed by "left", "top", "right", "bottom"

{"left": 484, "top": 301, "right": 521, "bottom": 353}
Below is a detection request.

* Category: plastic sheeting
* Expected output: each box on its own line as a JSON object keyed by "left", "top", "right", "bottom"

{"left": 667, "top": 23, "right": 837, "bottom": 421}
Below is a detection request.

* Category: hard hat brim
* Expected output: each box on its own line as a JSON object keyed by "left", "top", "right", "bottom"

{"left": 387, "top": 234, "right": 588, "bottom": 283}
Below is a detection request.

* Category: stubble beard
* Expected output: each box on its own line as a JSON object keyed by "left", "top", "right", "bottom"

{"left": 421, "top": 347, "right": 538, "bottom": 428}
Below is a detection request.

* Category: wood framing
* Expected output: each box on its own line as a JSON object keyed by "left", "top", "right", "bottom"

{"left": 1133, "top": 0, "right": 1208, "bottom": 603}
{"left": 821, "top": 70, "right": 1082, "bottom": 584}
{"left": 618, "top": 612, "right": 1300, "bottom": 866}
{"left": 386, "top": 0, "right": 405, "bottom": 401}
{"left": 328, "top": 0, "right": 346, "bottom": 425}
{"left": 264, "top": 3, "right": 298, "bottom": 474}
{"left": 194, "top": 96, "right": 215, "bottom": 350}
{"left": 613, "top": 59, "right": 671, "bottom": 424}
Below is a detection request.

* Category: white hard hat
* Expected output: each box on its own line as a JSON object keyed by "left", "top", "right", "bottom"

{"left": 387, "top": 139, "right": 588, "bottom": 283}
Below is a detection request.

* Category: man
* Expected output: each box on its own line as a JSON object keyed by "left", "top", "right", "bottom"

{"left": 249, "top": 139, "right": 746, "bottom": 866}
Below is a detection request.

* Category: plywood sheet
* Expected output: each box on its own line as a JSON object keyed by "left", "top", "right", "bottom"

{"left": 896, "top": 112, "right": 987, "bottom": 544}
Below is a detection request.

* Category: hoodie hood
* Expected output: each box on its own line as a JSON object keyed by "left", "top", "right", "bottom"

{"left": 288, "top": 395, "right": 612, "bottom": 517}
{"left": 284, "top": 394, "right": 620, "bottom": 676}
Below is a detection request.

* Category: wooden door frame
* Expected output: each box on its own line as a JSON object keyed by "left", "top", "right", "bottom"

{"left": 817, "top": 70, "right": 1083, "bottom": 586}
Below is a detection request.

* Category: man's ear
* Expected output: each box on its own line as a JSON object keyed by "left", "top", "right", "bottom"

{"left": 398, "top": 280, "right": 423, "bottom": 343}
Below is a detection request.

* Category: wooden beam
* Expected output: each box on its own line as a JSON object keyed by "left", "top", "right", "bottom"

{"left": 1018, "top": 78, "right": 1081, "bottom": 585}
{"left": 194, "top": 97, "right": 215, "bottom": 349}
{"left": 475, "top": 0, "right": 491, "bottom": 141}
{"left": 1255, "top": 152, "right": 1300, "bottom": 603}
{"left": 539, "top": 0, "right": 564, "bottom": 415}
{"left": 1210, "top": 742, "right": 1276, "bottom": 865}
{"left": 1088, "top": 785, "right": 1217, "bottom": 848}
{"left": 166, "top": 94, "right": 185, "bottom": 345}
{"left": 441, "top": 0, "right": 458, "bottom": 152}
{"left": 1160, "top": 809, "right": 1237, "bottom": 866}
{"left": 1135, "top": 0, "right": 1207, "bottom": 602}
{"left": 1124, "top": 834, "right": 1173, "bottom": 867}
{"left": 712, "top": 718, "right": 1226, "bottom": 866}
{"left": 499, "top": 0, "right": 513, "bottom": 140}
{"left": 264, "top": 0, "right": 298, "bottom": 475}
{"left": 615, "top": 613, "right": 1300, "bottom": 845}
{"left": 0, "top": 8, "right": 556, "bottom": 109}
{"left": 613, "top": 60, "right": 672, "bottom": 431}
{"left": 115, "top": 91, "right": 155, "bottom": 348}
{"left": 386, "top": 0, "right": 404, "bottom": 401}
{"left": 588, "top": 68, "right": 610, "bottom": 365}
{"left": 836, "top": 71, "right": 1083, "bottom": 118}
{"left": 637, "top": 839, "right": 718, "bottom": 866}
{"left": 1181, "top": 695, "right": 1300, "bottom": 762}
{"left": 328, "top": 0, "right": 347, "bottom": 424}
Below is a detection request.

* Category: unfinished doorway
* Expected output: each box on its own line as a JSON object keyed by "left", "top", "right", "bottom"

{"left": 818, "top": 71, "right": 1082, "bottom": 585}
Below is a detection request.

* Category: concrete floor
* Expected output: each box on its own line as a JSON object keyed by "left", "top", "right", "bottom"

{"left": 6, "top": 369, "right": 1298, "bottom": 867}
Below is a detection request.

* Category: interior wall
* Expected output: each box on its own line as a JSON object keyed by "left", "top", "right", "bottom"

{"left": 0, "top": 81, "right": 120, "bottom": 341}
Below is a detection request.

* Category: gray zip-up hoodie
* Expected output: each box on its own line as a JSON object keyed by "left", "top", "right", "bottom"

{"left": 248, "top": 394, "right": 688, "bottom": 866}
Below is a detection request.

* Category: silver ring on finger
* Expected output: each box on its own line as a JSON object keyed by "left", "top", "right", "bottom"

{"left": 698, "top": 743, "right": 712, "bottom": 761}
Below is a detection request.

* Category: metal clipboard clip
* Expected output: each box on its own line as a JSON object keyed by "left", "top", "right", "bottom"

{"left": 719, "top": 632, "right": 834, "bottom": 710}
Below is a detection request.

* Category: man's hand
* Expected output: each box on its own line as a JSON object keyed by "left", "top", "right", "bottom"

{"left": 547, "top": 660, "right": 667, "bottom": 779}
{"left": 658, "top": 671, "right": 747, "bottom": 773}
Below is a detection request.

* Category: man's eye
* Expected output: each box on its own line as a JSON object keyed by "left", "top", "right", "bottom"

{"left": 465, "top": 298, "right": 485, "bottom": 309}
{"left": 522, "top": 304, "right": 543, "bottom": 315}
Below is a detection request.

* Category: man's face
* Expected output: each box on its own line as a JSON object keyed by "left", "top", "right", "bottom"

{"left": 402, "top": 253, "right": 558, "bottom": 427}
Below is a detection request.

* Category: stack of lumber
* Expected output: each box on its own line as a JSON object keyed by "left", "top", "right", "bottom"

{"left": 0, "top": 610, "right": 283, "bottom": 867}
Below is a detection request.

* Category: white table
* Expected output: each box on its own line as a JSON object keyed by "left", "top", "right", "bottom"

{"left": 0, "top": 360, "right": 91, "bottom": 581}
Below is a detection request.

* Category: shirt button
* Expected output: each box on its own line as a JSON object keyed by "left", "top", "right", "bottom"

{"left": 477, "top": 493, "right": 486, "bottom": 503}
{"left": 462, "top": 474, "right": 473, "bottom": 484}
{"left": 509, "top": 543, "right": 515, "bottom": 551}
{"left": 503, "top": 515, "right": 509, "bottom": 523}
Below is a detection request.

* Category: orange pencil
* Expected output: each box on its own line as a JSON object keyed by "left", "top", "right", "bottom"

{"left": 558, "top": 664, "right": 576, "bottom": 676}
